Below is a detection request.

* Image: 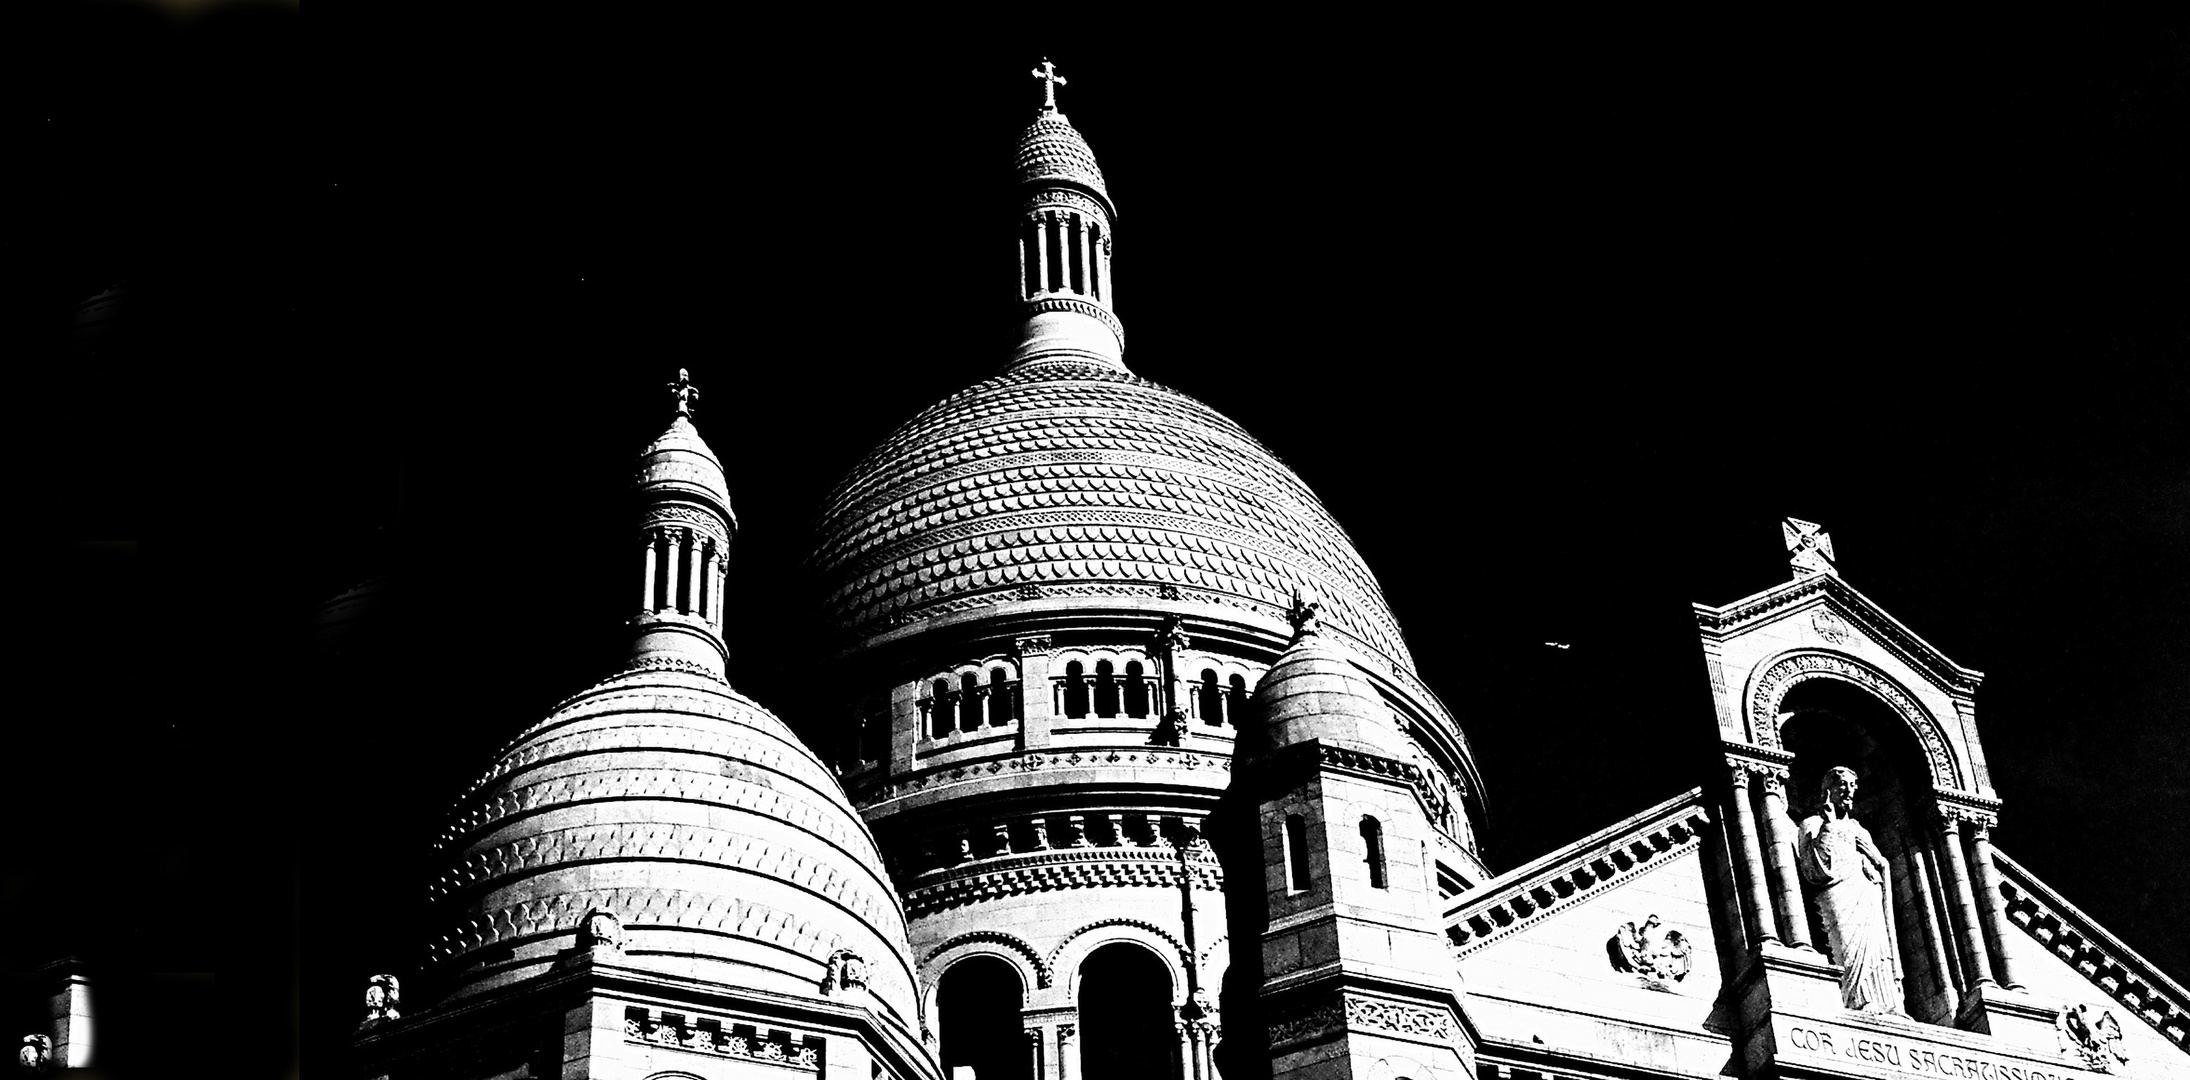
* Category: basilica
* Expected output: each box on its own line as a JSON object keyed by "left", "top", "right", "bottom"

{"left": 343, "top": 65, "right": 2187, "bottom": 1080}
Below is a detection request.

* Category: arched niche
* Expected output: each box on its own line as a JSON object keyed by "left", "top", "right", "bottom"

{"left": 1748, "top": 650, "right": 1964, "bottom": 793}
{"left": 1076, "top": 940, "right": 1180, "bottom": 1080}
{"left": 937, "top": 954, "right": 1030, "bottom": 1080}
{"left": 1779, "top": 678, "right": 1962, "bottom": 1024}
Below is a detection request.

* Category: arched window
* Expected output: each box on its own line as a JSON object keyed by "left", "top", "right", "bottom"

{"left": 1285, "top": 813, "right": 1312, "bottom": 893}
{"left": 988, "top": 668, "right": 1014, "bottom": 727}
{"left": 1094, "top": 660, "right": 1119, "bottom": 718}
{"left": 930, "top": 679, "right": 952, "bottom": 739}
{"left": 1198, "top": 670, "right": 1224, "bottom": 725}
{"left": 939, "top": 955, "right": 1029, "bottom": 1080}
{"left": 1360, "top": 816, "right": 1388, "bottom": 889}
{"left": 959, "top": 672, "right": 981, "bottom": 733}
{"left": 1063, "top": 661, "right": 1089, "bottom": 719}
{"left": 1077, "top": 944, "right": 1178, "bottom": 1080}
{"left": 1123, "top": 661, "right": 1149, "bottom": 718}
{"left": 1227, "top": 674, "right": 1249, "bottom": 720}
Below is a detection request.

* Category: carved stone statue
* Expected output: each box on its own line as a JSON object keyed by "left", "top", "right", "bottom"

{"left": 2058, "top": 1002, "right": 2129, "bottom": 1072}
{"left": 1796, "top": 767, "right": 1903, "bottom": 1012}
{"left": 580, "top": 906, "right": 622, "bottom": 952}
{"left": 1287, "top": 586, "right": 1324, "bottom": 638}
{"left": 17, "top": 1035, "right": 52, "bottom": 1073}
{"left": 821, "top": 948, "right": 869, "bottom": 995}
{"left": 360, "top": 973, "right": 403, "bottom": 1028}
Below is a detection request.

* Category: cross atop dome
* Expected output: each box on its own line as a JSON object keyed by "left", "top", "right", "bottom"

{"left": 668, "top": 368, "right": 700, "bottom": 419}
{"left": 1031, "top": 57, "right": 1067, "bottom": 113}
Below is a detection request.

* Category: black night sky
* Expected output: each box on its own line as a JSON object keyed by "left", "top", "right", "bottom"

{"left": 11, "top": 8, "right": 2186, "bottom": 1078}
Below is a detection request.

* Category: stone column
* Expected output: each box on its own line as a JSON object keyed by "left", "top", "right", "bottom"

{"left": 1025, "top": 1028, "right": 1045, "bottom": 1080}
{"left": 1935, "top": 810, "right": 1996, "bottom": 989}
{"left": 1018, "top": 228, "right": 1030, "bottom": 301}
{"left": 1056, "top": 1023, "right": 1078, "bottom": 1080}
{"left": 693, "top": 541, "right": 713, "bottom": 624}
{"left": 1967, "top": 820, "right": 2023, "bottom": 989}
{"left": 662, "top": 529, "right": 684, "bottom": 615}
{"left": 1726, "top": 765, "right": 1781, "bottom": 947}
{"left": 1909, "top": 842, "right": 1962, "bottom": 1018}
{"left": 1756, "top": 771, "right": 1813, "bottom": 950}
{"left": 1076, "top": 216, "right": 1093, "bottom": 295}
{"left": 714, "top": 555, "right": 729, "bottom": 632}
{"left": 1176, "top": 1022, "right": 1196, "bottom": 1080}
{"left": 1015, "top": 636, "right": 1054, "bottom": 750}
{"left": 1034, "top": 213, "right": 1051, "bottom": 295}
{"left": 887, "top": 680, "right": 920, "bottom": 776}
{"left": 640, "top": 530, "right": 659, "bottom": 613}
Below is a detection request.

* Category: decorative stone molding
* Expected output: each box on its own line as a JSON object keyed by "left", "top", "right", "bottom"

{"left": 1264, "top": 992, "right": 1456, "bottom": 1047}
{"left": 1024, "top": 188, "right": 1107, "bottom": 221}
{"left": 1993, "top": 851, "right": 2189, "bottom": 1047}
{"left": 1451, "top": 794, "right": 1711, "bottom": 955}
{"left": 923, "top": 930, "right": 1053, "bottom": 988}
{"left": 2056, "top": 1002, "right": 2130, "bottom": 1072}
{"left": 1746, "top": 650, "right": 1962, "bottom": 791}
{"left": 853, "top": 747, "right": 1233, "bottom": 808}
{"left": 1810, "top": 608, "right": 1853, "bottom": 644}
{"left": 1047, "top": 918, "right": 1190, "bottom": 981}
{"left": 1695, "top": 576, "right": 1983, "bottom": 695}
{"left": 1012, "top": 634, "right": 1053, "bottom": 657}
{"left": 1022, "top": 295, "right": 1124, "bottom": 347}
{"left": 907, "top": 851, "right": 1222, "bottom": 917}
{"left": 623, "top": 1007, "right": 824, "bottom": 1071}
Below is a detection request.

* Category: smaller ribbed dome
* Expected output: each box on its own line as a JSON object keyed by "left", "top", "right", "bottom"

{"left": 1016, "top": 112, "right": 1112, "bottom": 211}
{"left": 1250, "top": 624, "right": 1408, "bottom": 760}
{"left": 636, "top": 415, "right": 733, "bottom": 520}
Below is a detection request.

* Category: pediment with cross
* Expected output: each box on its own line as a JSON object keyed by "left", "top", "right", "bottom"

{"left": 1691, "top": 542, "right": 1993, "bottom": 800}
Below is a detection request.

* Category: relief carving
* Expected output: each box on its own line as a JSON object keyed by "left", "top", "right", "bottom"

{"left": 2057, "top": 1002, "right": 2129, "bottom": 1072}
{"left": 1608, "top": 915, "right": 1693, "bottom": 992}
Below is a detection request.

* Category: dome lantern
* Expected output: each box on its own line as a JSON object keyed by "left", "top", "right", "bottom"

{"left": 1011, "top": 58, "right": 1125, "bottom": 372}
{"left": 627, "top": 368, "right": 737, "bottom": 678}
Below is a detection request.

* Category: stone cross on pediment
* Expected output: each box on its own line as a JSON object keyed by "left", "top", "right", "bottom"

{"left": 1783, "top": 517, "right": 1836, "bottom": 578}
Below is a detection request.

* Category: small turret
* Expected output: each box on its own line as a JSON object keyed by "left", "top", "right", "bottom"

{"left": 1008, "top": 58, "right": 1126, "bottom": 371}
{"left": 626, "top": 368, "right": 737, "bottom": 678}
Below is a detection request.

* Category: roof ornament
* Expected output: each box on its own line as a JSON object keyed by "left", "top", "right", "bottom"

{"left": 1031, "top": 57, "right": 1067, "bottom": 113}
{"left": 668, "top": 368, "right": 700, "bottom": 420}
{"left": 1783, "top": 517, "right": 1836, "bottom": 578}
{"left": 1287, "top": 585, "right": 1325, "bottom": 641}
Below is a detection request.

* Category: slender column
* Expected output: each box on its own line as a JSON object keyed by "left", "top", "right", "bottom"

{"left": 1934, "top": 811, "right": 1996, "bottom": 989}
{"left": 1098, "top": 234, "right": 1112, "bottom": 307}
{"left": 1018, "top": 227, "right": 1030, "bottom": 300}
{"left": 1967, "top": 821, "right": 2023, "bottom": 989}
{"left": 1056, "top": 1023, "right": 1077, "bottom": 1080}
{"left": 1756, "top": 772, "right": 1813, "bottom": 949}
{"left": 1176, "top": 1023, "right": 1195, "bottom": 1080}
{"left": 1090, "top": 226, "right": 1105, "bottom": 301}
{"left": 640, "top": 530, "right": 660, "bottom": 612}
{"left": 713, "top": 554, "right": 729, "bottom": 632}
{"left": 1025, "top": 1028, "right": 1045, "bottom": 1080}
{"left": 1033, "top": 213, "right": 1051, "bottom": 294}
{"left": 1075, "top": 215, "right": 1092, "bottom": 295}
{"left": 1726, "top": 766, "right": 1781, "bottom": 947}
{"left": 661, "top": 529, "right": 684, "bottom": 614}
{"left": 1910, "top": 842, "right": 1962, "bottom": 1016}
{"left": 693, "top": 541, "right": 713, "bottom": 624}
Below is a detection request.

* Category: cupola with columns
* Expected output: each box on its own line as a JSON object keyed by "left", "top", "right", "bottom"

{"left": 628, "top": 368, "right": 737, "bottom": 678}
{"left": 1010, "top": 57, "right": 1124, "bottom": 371}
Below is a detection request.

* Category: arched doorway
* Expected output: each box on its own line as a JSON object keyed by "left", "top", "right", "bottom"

{"left": 938, "top": 955, "right": 1028, "bottom": 1080}
{"left": 1077, "top": 942, "right": 1178, "bottom": 1080}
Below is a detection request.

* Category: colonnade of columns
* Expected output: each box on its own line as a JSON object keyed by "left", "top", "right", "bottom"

{"left": 1016, "top": 1010, "right": 1214, "bottom": 1080}
{"left": 1020, "top": 208, "right": 1109, "bottom": 304}
{"left": 1720, "top": 759, "right": 2024, "bottom": 1006}
{"left": 638, "top": 525, "right": 726, "bottom": 631}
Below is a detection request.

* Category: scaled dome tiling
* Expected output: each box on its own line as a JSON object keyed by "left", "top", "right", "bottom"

{"left": 1015, "top": 112, "right": 1111, "bottom": 207}
{"left": 425, "top": 665, "right": 920, "bottom": 1031}
{"left": 813, "top": 360, "right": 1418, "bottom": 677}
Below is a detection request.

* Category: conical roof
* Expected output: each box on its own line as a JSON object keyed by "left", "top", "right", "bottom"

{"left": 813, "top": 359, "right": 1417, "bottom": 677}
{"left": 1015, "top": 111, "right": 1112, "bottom": 212}
{"left": 636, "top": 414, "right": 733, "bottom": 521}
{"left": 424, "top": 665, "right": 922, "bottom": 1036}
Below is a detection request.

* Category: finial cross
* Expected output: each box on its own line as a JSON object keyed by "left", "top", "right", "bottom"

{"left": 668, "top": 368, "right": 700, "bottom": 419}
{"left": 1783, "top": 517, "right": 1836, "bottom": 578}
{"left": 1031, "top": 58, "right": 1067, "bottom": 111}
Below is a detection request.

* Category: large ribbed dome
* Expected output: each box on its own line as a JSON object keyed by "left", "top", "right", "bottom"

{"left": 813, "top": 359, "right": 1417, "bottom": 675}
{"left": 425, "top": 664, "right": 921, "bottom": 1033}
{"left": 1015, "top": 112, "right": 1111, "bottom": 209}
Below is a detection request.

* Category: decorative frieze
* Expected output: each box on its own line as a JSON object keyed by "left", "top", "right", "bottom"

{"left": 906, "top": 849, "right": 1223, "bottom": 917}
{"left": 1263, "top": 992, "right": 1457, "bottom": 1047}
{"left": 623, "top": 1007, "right": 823, "bottom": 1071}
{"left": 854, "top": 747, "right": 1233, "bottom": 807}
{"left": 1994, "top": 850, "right": 2188, "bottom": 1047}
